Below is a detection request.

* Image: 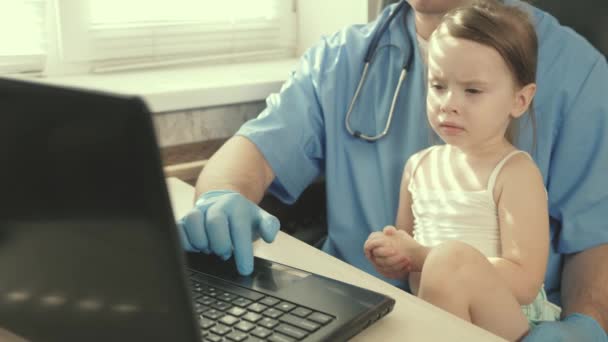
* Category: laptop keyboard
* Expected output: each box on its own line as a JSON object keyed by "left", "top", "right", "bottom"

{"left": 189, "top": 271, "right": 335, "bottom": 342}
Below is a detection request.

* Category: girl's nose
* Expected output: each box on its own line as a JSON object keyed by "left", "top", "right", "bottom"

{"left": 439, "top": 91, "right": 459, "bottom": 115}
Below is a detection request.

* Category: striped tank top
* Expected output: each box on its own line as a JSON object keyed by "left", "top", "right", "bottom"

{"left": 408, "top": 147, "right": 532, "bottom": 258}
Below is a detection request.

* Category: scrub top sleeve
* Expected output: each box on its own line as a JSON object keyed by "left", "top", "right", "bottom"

{"left": 236, "top": 42, "right": 329, "bottom": 205}
{"left": 547, "top": 56, "right": 608, "bottom": 254}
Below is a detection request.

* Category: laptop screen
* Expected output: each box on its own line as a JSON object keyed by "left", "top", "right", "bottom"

{"left": 0, "top": 79, "right": 199, "bottom": 341}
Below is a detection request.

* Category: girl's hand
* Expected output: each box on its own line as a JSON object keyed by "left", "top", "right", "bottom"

{"left": 364, "top": 227, "right": 412, "bottom": 279}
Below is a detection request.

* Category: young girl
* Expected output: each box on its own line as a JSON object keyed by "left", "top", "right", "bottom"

{"left": 363, "top": 1, "right": 561, "bottom": 340}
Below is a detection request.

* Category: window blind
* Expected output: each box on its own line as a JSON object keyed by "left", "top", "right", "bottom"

{"left": 0, "top": 0, "right": 47, "bottom": 74}
{"left": 60, "top": 0, "right": 296, "bottom": 73}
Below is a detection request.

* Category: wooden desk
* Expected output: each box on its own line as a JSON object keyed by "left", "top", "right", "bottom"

{"left": 166, "top": 177, "right": 505, "bottom": 341}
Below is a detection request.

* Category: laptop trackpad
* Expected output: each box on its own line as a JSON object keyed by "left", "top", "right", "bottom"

{"left": 187, "top": 252, "right": 311, "bottom": 292}
{"left": 248, "top": 261, "right": 311, "bottom": 291}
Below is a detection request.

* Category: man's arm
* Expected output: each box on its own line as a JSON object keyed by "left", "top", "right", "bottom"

{"left": 561, "top": 244, "right": 608, "bottom": 332}
{"left": 195, "top": 135, "right": 274, "bottom": 203}
{"left": 525, "top": 244, "right": 608, "bottom": 341}
{"left": 178, "top": 135, "right": 279, "bottom": 275}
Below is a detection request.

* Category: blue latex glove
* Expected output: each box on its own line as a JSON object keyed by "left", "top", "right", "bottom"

{"left": 177, "top": 190, "right": 280, "bottom": 275}
{"left": 524, "top": 313, "right": 607, "bottom": 342}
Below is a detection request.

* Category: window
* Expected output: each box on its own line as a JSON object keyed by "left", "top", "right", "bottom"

{"left": 0, "top": 0, "right": 47, "bottom": 74}
{"left": 1, "top": 0, "right": 295, "bottom": 76}
{"left": 56, "top": 0, "right": 296, "bottom": 73}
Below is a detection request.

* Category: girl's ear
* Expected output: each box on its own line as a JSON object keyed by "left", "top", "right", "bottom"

{"left": 511, "top": 83, "right": 537, "bottom": 119}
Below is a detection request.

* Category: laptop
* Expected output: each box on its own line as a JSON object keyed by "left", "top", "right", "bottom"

{"left": 0, "top": 78, "right": 395, "bottom": 342}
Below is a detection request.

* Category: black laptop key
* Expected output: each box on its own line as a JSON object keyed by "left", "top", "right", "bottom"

{"left": 291, "top": 307, "right": 312, "bottom": 318}
{"left": 259, "top": 296, "right": 281, "bottom": 307}
{"left": 234, "top": 320, "right": 255, "bottom": 333}
{"left": 201, "top": 287, "right": 218, "bottom": 297}
{"left": 211, "top": 300, "right": 232, "bottom": 311}
{"left": 279, "top": 314, "right": 320, "bottom": 332}
{"left": 257, "top": 317, "right": 279, "bottom": 329}
{"left": 199, "top": 317, "right": 215, "bottom": 330}
{"left": 205, "top": 333, "right": 222, "bottom": 342}
{"left": 275, "top": 302, "right": 296, "bottom": 312}
{"left": 193, "top": 275, "right": 265, "bottom": 301}
{"left": 247, "top": 303, "right": 267, "bottom": 313}
{"left": 194, "top": 303, "right": 210, "bottom": 314}
{"left": 262, "top": 308, "right": 283, "bottom": 319}
{"left": 203, "top": 309, "right": 224, "bottom": 320}
{"left": 243, "top": 336, "right": 265, "bottom": 342}
{"left": 209, "top": 323, "right": 231, "bottom": 336}
{"left": 226, "top": 330, "right": 248, "bottom": 342}
{"left": 242, "top": 312, "right": 262, "bottom": 323}
{"left": 219, "top": 315, "right": 239, "bottom": 326}
{"left": 197, "top": 296, "right": 215, "bottom": 306}
{"left": 268, "top": 333, "right": 295, "bottom": 342}
{"left": 232, "top": 297, "right": 253, "bottom": 308}
{"left": 250, "top": 326, "right": 273, "bottom": 339}
{"left": 219, "top": 292, "right": 238, "bottom": 302}
{"left": 307, "top": 312, "right": 333, "bottom": 325}
{"left": 275, "top": 324, "right": 308, "bottom": 340}
{"left": 226, "top": 307, "right": 247, "bottom": 317}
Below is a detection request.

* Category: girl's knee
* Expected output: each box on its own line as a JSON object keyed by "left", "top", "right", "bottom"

{"left": 420, "top": 241, "right": 488, "bottom": 295}
{"left": 428, "top": 240, "right": 486, "bottom": 268}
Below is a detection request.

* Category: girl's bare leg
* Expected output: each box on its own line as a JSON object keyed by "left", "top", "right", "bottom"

{"left": 418, "top": 240, "right": 530, "bottom": 341}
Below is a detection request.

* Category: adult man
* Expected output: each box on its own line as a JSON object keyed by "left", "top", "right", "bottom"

{"left": 179, "top": 0, "right": 608, "bottom": 340}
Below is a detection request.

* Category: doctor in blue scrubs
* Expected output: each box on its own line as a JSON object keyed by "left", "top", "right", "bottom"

{"left": 179, "top": 0, "right": 608, "bottom": 340}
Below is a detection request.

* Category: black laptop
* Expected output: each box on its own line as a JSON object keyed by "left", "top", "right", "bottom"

{"left": 0, "top": 78, "right": 395, "bottom": 342}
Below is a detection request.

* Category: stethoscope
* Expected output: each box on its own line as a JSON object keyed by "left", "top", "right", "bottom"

{"left": 345, "top": 0, "right": 413, "bottom": 142}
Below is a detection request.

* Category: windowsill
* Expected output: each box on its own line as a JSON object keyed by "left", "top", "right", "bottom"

{"left": 37, "top": 58, "right": 299, "bottom": 113}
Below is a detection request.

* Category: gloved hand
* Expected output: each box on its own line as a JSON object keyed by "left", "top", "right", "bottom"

{"left": 524, "top": 313, "right": 607, "bottom": 342}
{"left": 177, "top": 190, "right": 280, "bottom": 275}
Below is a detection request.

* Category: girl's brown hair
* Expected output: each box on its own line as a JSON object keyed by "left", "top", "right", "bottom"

{"left": 431, "top": 0, "right": 538, "bottom": 147}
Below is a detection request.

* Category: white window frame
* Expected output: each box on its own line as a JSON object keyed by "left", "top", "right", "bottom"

{"left": 49, "top": 0, "right": 296, "bottom": 75}
{"left": 0, "top": 0, "right": 47, "bottom": 74}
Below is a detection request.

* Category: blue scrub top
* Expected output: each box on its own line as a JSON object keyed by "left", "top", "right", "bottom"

{"left": 237, "top": 1, "right": 608, "bottom": 305}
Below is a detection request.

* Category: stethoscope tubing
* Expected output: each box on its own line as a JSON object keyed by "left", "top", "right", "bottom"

{"left": 345, "top": 0, "right": 413, "bottom": 142}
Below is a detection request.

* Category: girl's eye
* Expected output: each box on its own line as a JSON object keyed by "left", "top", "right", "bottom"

{"left": 466, "top": 88, "right": 482, "bottom": 94}
{"left": 430, "top": 83, "right": 445, "bottom": 90}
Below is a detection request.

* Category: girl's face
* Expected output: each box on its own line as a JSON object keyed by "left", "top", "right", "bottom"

{"left": 426, "top": 34, "right": 531, "bottom": 150}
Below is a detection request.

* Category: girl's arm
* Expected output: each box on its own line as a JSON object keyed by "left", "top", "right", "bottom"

{"left": 489, "top": 154, "right": 550, "bottom": 305}
{"left": 395, "top": 155, "right": 417, "bottom": 235}
{"left": 394, "top": 153, "right": 432, "bottom": 272}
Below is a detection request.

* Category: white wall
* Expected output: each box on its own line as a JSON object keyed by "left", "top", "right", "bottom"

{"left": 296, "top": 0, "right": 369, "bottom": 56}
